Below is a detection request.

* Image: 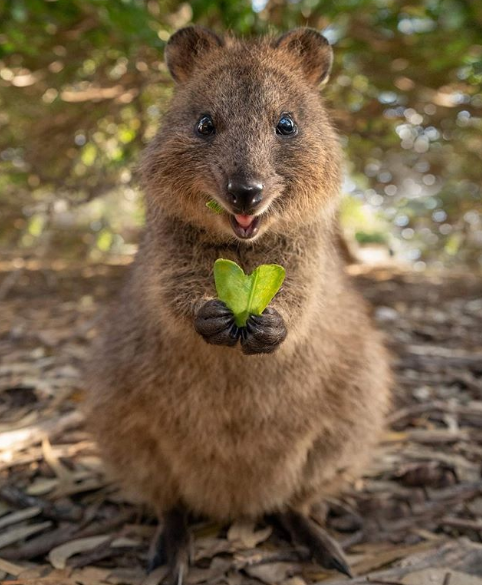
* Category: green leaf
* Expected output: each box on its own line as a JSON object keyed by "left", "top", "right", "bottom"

{"left": 213, "top": 259, "right": 285, "bottom": 327}
{"left": 206, "top": 200, "right": 224, "bottom": 214}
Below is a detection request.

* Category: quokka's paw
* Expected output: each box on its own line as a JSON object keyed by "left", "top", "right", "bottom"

{"left": 194, "top": 300, "right": 240, "bottom": 347}
{"left": 240, "top": 307, "right": 287, "bottom": 355}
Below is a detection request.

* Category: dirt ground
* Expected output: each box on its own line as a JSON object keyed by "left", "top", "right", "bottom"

{"left": 1, "top": 258, "right": 482, "bottom": 585}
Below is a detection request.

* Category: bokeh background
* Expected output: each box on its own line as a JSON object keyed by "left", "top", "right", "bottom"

{"left": 1, "top": 0, "right": 481, "bottom": 269}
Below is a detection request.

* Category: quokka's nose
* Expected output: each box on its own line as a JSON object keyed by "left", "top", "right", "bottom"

{"left": 227, "top": 178, "right": 264, "bottom": 213}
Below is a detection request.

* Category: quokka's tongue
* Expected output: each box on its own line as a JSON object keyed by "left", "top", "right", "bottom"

{"left": 234, "top": 214, "right": 255, "bottom": 228}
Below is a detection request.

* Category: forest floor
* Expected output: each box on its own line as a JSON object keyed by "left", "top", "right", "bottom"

{"left": 1, "top": 258, "right": 482, "bottom": 585}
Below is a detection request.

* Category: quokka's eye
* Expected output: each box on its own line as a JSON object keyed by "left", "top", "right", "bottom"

{"left": 276, "top": 114, "right": 298, "bottom": 137}
{"left": 196, "top": 115, "right": 216, "bottom": 137}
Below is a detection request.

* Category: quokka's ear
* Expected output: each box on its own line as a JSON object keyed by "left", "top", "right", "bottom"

{"left": 165, "top": 26, "right": 224, "bottom": 83}
{"left": 274, "top": 28, "right": 333, "bottom": 86}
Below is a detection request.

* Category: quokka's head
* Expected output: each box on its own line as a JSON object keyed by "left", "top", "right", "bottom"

{"left": 141, "top": 26, "right": 342, "bottom": 242}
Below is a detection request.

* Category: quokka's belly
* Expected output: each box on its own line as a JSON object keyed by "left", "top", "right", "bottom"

{"left": 166, "top": 427, "right": 316, "bottom": 520}
{"left": 145, "top": 354, "right": 321, "bottom": 519}
{"left": 121, "top": 335, "right": 382, "bottom": 519}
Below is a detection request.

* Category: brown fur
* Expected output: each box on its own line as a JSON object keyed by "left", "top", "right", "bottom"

{"left": 86, "top": 27, "right": 391, "bottom": 524}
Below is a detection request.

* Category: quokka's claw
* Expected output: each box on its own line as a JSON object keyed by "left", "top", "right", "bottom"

{"left": 270, "top": 508, "right": 352, "bottom": 578}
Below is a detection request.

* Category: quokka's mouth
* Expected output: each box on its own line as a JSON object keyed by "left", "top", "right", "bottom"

{"left": 230, "top": 214, "right": 261, "bottom": 239}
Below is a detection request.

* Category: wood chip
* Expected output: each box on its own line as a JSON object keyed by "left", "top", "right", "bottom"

{"left": 0, "top": 556, "right": 29, "bottom": 577}
{"left": 0, "top": 522, "right": 52, "bottom": 550}
{"left": 48, "top": 536, "right": 111, "bottom": 569}
{"left": 227, "top": 520, "right": 272, "bottom": 549}
{"left": 0, "top": 507, "right": 41, "bottom": 530}
{"left": 245, "top": 561, "right": 302, "bottom": 584}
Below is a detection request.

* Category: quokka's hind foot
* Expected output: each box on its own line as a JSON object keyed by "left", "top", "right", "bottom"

{"left": 148, "top": 506, "right": 191, "bottom": 585}
{"left": 268, "top": 508, "right": 352, "bottom": 578}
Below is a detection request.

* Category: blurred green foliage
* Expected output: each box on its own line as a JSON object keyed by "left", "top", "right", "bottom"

{"left": 0, "top": 0, "right": 481, "bottom": 267}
